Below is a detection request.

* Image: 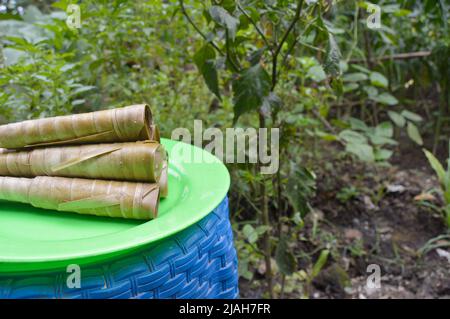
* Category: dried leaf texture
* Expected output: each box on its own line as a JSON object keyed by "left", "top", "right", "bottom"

{"left": 0, "top": 176, "right": 160, "bottom": 220}
{"left": 0, "top": 104, "right": 158, "bottom": 149}
{"left": 0, "top": 141, "right": 164, "bottom": 183}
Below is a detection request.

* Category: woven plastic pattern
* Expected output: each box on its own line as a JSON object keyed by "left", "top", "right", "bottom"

{"left": 0, "top": 197, "right": 239, "bottom": 299}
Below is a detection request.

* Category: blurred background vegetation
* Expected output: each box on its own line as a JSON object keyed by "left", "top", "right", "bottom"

{"left": 0, "top": 0, "right": 449, "bottom": 298}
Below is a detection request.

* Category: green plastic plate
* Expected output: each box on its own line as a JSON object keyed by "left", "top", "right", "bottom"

{"left": 0, "top": 139, "right": 230, "bottom": 272}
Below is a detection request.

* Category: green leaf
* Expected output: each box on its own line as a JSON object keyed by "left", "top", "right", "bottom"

{"left": 369, "top": 134, "right": 398, "bottom": 146}
{"left": 351, "top": 64, "right": 371, "bottom": 74}
{"left": 343, "top": 72, "right": 368, "bottom": 82}
{"left": 275, "top": 235, "right": 297, "bottom": 276}
{"left": 60, "top": 63, "right": 77, "bottom": 72}
{"left": 343, "top": 83, "right": 359, "bottom": 93}
{"left": 388, "top": 111, "right": 406, "bottom": 127}
{"left": 375, "top": 121, "right": 394, "bottom": 138}
{"left": 248, "top": 48, "right": 265, "bottom": 66}
{"left": 339, "top": 60, "right": 348, "bottom": 73}
{"left": 349, "top": 118, "right": 368, "bottom": 131}
{"left": 363, "top": 85, "right": 378, "bottom": 98}
{"left": 23, "top": 5, "right": 47, "bottom": 23}
{"left": 286, "top": 163, "right": 316, "bottom": 217}
{"left": 423, "top": 149, "right": 446, "bottom": 186}
{"left": 311, "top": 249, "right": 330, "bottom": 278}
{"left": 346, "top": 143, "right": 375, "bottom": 162}
{"left": 375, "top": 148, "right": 393, "bottom": 161}
{"left": 70, "top": 85, "right": 96, "bottom": 96}
{"left": 232, "top": 64, "right": 271, "bottom": 123}
{"left": 292, "top": 212, "right": 304, "bottom": 227}
{"left": 372, "top": 92, "right": 398, "bottom": 106}
{"left": 242, "top": 224, "right": 258, "bottom": 244}
{"left": 339, "top": 129, "right": 368, "bottom": 144}
{"left": 255, "top": 225, "right": 271, "bottom": 236}
{"left": 71, "top": 99, "right": 85, "bottom": 107}
{"left": 209, "top": 5, "right": 239, "bottom": 40}
{"left": 324, "top": 33, "right": 341, "bottom": 77}
{"left": 239, "top": 260, "right": 254, "bottom": 281}
{"left": 370, "top": 72, "right": 389, "bottom": 88}
{"left": 261, "top": 92, "right": 282, "bottom": 117}
{"left": 194, "top": 44, "right": 221, "bottom": 100}
{"left": 332, "top": 78, "right": 344, "bottom": 96}
{"left": 0, "top": 20, "right": 50, "bottom": 44}
{"left": 308, "top": 65, "right": 327, "bottom": 82}
{"left": 401, "top": 110, "right": 423, "bottom": 122}
{"left": 2, "top": 48, "right": 28, "bottom": 66}
{"left": 315, "top": 130, "right": 338, "bottom": 141}
{"left": 407, "top": 122, "right": 423, "bottom": 145}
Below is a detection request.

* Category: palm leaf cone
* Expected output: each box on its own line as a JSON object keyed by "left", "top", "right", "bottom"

{"left": 0, "top": 141, "right": 164, "bottom": 183}
{"left": 0, "top": 104, "right": 159, "bottom": 149}
{"left": 0, "top": 176, "right": 160, "bottom": 220}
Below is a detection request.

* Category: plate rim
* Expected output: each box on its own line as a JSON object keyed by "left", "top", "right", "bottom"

{"left": 0, "top": 138, "right": 230, "bottom": 271}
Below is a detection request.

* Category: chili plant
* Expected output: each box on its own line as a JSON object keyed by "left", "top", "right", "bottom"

{"left": 179, "top": 0, "right": 340, "bottom": 297}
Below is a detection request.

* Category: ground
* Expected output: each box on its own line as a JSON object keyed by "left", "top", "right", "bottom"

{"left": 239, "top": 137, "right": 450, "bottom": 299}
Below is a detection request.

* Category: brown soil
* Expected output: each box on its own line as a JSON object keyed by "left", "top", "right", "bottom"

{"left": 309, "top": 162, "right": 449, "bottom": 299}
{"left": 239, "top": 139, "right": 450, "bottom": 299}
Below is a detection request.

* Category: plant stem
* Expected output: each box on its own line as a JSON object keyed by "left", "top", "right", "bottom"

{"left": 236, "top": 1, "right": 272, "bottom": 51}
{"left": 225, "top": 29, "right": 241, "bottom": 73}
{"left": 180, "top": 0, "right": 241, "bottom": 73}
{"left": 179, "top": 0, "right": 223, "bottom": 56}
{"left": 276, "top": 159, "right": 283, "bottom": 236}
{"left": 280, "top": 20, "right": 313, "bottom": 72}
{"left": 259, "top": 113, "right": 273, "bottom": 298}
{"left": 363, "top": 27, "right": 374, "bottom": 69}
{"left": 260, "top": 0, "right": 304, "bottom": 297}
{"left": 271, "top": 0, "right": 304, "bottom": 90}
{"left": 345, "top": 2, "right": 359, "bottom": 62}
{"left": 280, "top": 274, "right": 286, "bottom": 298}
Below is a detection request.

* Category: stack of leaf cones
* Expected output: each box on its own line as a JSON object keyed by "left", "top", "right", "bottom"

{"left": 0, "top": 104, "right": 168, "bottom": 220}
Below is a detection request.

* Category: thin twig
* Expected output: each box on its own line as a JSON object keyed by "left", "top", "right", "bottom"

{"left": 236, "top": 1, "right": 272, "bottom": 51}
{"left": 271, "top": 0, "right": 304, "bottom": 90}
{"left": 274, "top": 0, "right": 304, "bottom": 58}
{"left": 179, "top": 0, "right": 224, "bottom": 56}
{"left": 280, "top": 274, "right": 286, "bottom": 298}
{"left": 180, "top": 0, "right": 242, "bottom": 73}
{"left": 311, "top": 108, "right": 346, "bottom": 147}
{"left": 225, "top": 29, "right": 241, "bottom": 72}
{"left": 280, "top": 11, "right": 318, "bottom": 73}
{"left": 240, "top": 191, "right": 264, "bottom": 215}
{"left": 258, "top": 113, "right": 274, "bottom": 298}
{"left": 350, "top": 51, "right": 432, "bottom": 64}
{"left": 345, "top": 2, "right": 360, "bottom": 62}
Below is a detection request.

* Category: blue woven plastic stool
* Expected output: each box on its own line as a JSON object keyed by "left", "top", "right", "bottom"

{"left": 0, "top": 197, "right": 239, "bottom": 299}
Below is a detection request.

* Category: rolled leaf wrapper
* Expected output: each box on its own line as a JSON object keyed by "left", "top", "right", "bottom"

{"left": 0, "top": 104, "right": 159, "bottom": 149}
{"left": 0, "top": 176, "right": 160, "bottom": 220}
{"left": 0, "top": 141, "right": 164, "bottom": 183}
